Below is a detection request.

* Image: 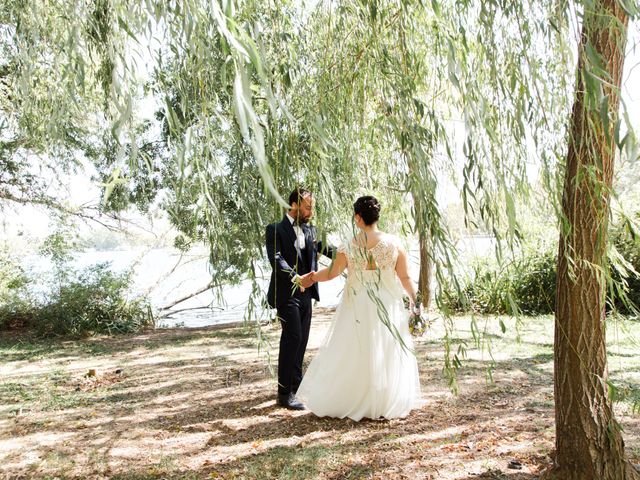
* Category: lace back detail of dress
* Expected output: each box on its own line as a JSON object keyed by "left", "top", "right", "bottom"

{"left": 339, "top": 236, "right": 399, "bottom": 272}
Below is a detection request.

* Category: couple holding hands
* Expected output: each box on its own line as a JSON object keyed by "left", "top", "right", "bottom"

{"left": 265, "top": 188, "right": 421, "bottom": 421}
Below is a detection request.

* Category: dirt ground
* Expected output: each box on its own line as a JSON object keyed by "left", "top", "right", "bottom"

{"left": 1, "top": 309, "right": 639, "bottom": 479}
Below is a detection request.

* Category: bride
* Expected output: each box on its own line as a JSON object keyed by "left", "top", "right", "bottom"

{"left": 296, "top": 195, "right": 422, "bottom": 421}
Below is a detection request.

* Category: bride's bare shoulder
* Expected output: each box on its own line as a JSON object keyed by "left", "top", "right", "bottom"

{"left": 380, "top": 233, "right": 404, "bottom": 250}
{"left": 338, "top": 237, "right": 357, "bottom": 253}
{"left": 378, "top": 232, "right": 398, "bottom": 243}
{"left": 348, "top": 234, "right": 366, "bottom": 247}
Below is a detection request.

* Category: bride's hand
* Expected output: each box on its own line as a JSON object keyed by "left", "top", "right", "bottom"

{"left": 300, "top": 271, "right": 316, "bottom": 289}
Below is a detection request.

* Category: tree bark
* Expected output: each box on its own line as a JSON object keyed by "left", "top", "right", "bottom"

{"left": 409, "top": 180, "right": 433, "bottom": 310}
{"left": 549, "top": 1, "right": 637, "bottom": 479}
{"left": 417, "top": 230, "right": 432, "bottom": 309}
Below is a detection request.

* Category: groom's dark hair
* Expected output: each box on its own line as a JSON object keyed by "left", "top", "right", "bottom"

{"left": 288, "top": 187, "right": 312, "bottom": 206}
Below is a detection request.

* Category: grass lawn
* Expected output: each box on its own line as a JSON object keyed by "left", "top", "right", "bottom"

{"left": 1, "top": 308, "right": 639, "bottom": 479}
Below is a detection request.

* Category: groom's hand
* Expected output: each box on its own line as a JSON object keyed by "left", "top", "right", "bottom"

{"left": 300, "top": 272, "right": 316, "bottom": 289}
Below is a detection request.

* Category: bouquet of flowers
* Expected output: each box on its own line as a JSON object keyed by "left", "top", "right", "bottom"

{"left": 408, "top": 295, "right": 430, "bottom": 337}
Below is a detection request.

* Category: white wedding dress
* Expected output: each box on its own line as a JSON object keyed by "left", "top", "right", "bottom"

{"left": 296, "top": 235, "right": 421, "bottom": 421}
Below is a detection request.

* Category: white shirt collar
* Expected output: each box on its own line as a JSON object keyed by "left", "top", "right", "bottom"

{"left": 286, "top": 213, "right": 306, "bottom": 249}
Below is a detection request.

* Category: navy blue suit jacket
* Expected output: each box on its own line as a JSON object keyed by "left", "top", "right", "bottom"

{"left": 265, "top": 216, "right": 334, "bottom": 308}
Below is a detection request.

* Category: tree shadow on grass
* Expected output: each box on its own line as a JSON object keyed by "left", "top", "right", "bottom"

{"left": 101, "top": 441, "right": 377, "bottom": 480}
{"left": 1, "top": 369, "right": 555, "bottom": 478}
{"left": 455, "top": 472, "right": 540, "bottom": 480}
{"left": 0, "top": 323, "right": 260, "bottom": 363}
{"left": 0, "top": 320, "right": 568, "bottom": 480}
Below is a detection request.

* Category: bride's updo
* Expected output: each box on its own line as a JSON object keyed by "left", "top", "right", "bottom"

{"left": 353, "top": 196, "right": 381, "bottom": 225}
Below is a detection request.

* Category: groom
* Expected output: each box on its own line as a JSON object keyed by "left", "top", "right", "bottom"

{"left": 265, "top": 187, "right": 334, "bottom": 410}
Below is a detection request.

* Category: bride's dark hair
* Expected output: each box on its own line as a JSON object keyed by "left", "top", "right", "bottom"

{"left": 353, "top": 196, "right": 381, "bottom": 226}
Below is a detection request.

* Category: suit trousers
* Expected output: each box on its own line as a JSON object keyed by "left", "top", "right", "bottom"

{"left": 276, "top": 290, "right": 312, "bottom": 395}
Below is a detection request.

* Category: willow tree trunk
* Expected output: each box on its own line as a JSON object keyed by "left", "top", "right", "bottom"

{"left": 417, "top": 230, "right": 432, "bottom": 309}
{"left": 409, "top": 186, "right": 433, "bottom": 309}
{"left": 550, "top": 1, "right": 636, "bottom": 479}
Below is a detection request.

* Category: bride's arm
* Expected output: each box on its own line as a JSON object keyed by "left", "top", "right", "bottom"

{"left": 395, "top": 246, "right": 418, "bottom": 305}
{"left": 311, "top": 252, "right": 348, "bottom": 282}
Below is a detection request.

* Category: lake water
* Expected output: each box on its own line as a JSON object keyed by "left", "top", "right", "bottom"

{"left": 23, "top": 246, "right": 347, "bottom": 328}
{"left": 23, "top": 235, "right": 495, "bottom": 328}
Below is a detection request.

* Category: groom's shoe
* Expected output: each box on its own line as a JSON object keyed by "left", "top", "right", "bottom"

{"left": 276, "top": 393, "right": 305, "bottom": 410}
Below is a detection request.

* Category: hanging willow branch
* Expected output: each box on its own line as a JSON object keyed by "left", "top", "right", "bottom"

{"left": 4, "top": 0, "right": 639, "bottom": 384}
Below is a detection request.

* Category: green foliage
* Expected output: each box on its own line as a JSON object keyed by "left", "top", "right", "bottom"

{"left": 35, "top": 263, "right": 153, "bottom": 336}
{"left": 510, "top": 252, "right": 558, "bottom": 315}
{"left": 0, "top": 249, "right": 33, "bottom": 330}
{"left": 1, "top": 0, "right": 109, "bottom": 205}
{"left": 440, "top": 248, "right": 557, "bottom": 315}
{"left": 0, "top": 263, "right": 153, "bottom": 336}
{"left": 4, "top": 0, "right": 639, "bottom": 392}
{"left": 610, "top": 218, "right": 640, "bottom": 315}
{"left": 0, "top": 231, "right": 153, "bottom": 336}
{"left": 0, "top": 0, "right": 591, "bottom": 280}
{"left": 39, "top": 227, "right": 78, "bottom": 272}
{"left": 0, "top": 250, "right": 30, "bottom": 303}
{"left": 440, "top": 217, "right": 640, "bottom": 316}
